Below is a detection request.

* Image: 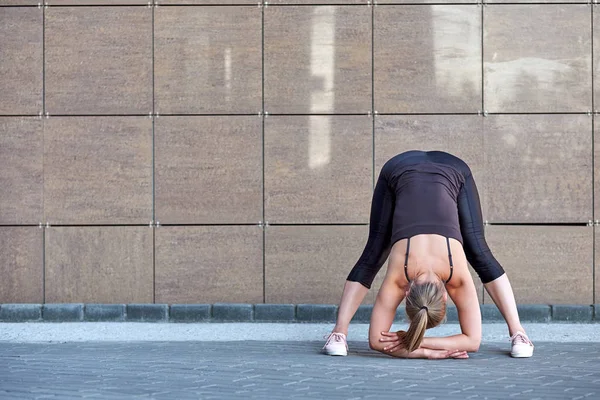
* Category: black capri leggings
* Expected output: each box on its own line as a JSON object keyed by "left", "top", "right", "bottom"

{"left": 347, "top": 151, "right": 505, "bottom": 289}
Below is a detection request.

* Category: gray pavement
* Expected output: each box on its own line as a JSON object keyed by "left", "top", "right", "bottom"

{"left": 1, "top": 322, "right": 600, "bottom": 343}
{"left": 0, "top": 323, "right": 599, "bottom": 399}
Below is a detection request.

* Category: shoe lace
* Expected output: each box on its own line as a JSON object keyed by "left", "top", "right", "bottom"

{"left": 323, "top": 332, "right": 347, "bottom": 349}
{"left": 510, "top": 332, "right": 531, "bottom": 346}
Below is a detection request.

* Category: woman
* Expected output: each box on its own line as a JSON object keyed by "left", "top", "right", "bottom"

{"left": 322, "top": 150, "right": 534, "bottom": 359}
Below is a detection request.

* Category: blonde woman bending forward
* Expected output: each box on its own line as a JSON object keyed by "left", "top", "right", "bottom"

{"left": 323, "top": 151, "right": 534, "bottom": 359}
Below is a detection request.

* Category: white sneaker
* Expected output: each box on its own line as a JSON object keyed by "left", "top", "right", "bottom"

{"left": 322, "top": 332, "right": 348, "bottom": 356}
{"left": 510, "top": 331, "right": 534, "bottom": 358}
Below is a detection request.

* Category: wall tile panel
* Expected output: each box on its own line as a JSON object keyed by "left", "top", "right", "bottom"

{"left": 44, "top": 117, "right": 152, "bottom": 224}
{"left": 0, "top": 7, "right": 42, "bottom": 115}
{"left": 155, "top": 226, "right": 263, "bottom": 304}
{"left": 264, "top": 6, "right": 371, "bottom": 114}
{"left": 374, "top": 5, "right": 481, "bottom": 113}
{"left": 0, "top": 227, "right": 43, "bottom": 303}
{"left": 47, "top": 1, "right": 148, "bottom": 4}
{"left": 483, "top": 226, "right": 592, "bottom": 304}
{"left": 375, "top": 115, "right": 486, "bottom": 216}
{"left": 484, "top": 5, "right": 591, "bottom": 113}
{"left": 378, "top": 0, "right": 476, "bottom": 3}
{"left": 484, "top": 114, "right": 592, "bottom": 223}
{"left": 45, "top": 7, "right": 152, "bottom": 115}
{"left": 45, "top": 227, "right": 153, "bottom": 303}
{"left": 158, "top": 1, "right": 258, "bottom": 4}
{"left": 155, "top": 116, "right": 262, "bottom": 224}
{"left": 265, "top": 116, "right": 372, "bottom": 224}
{"left": 155, "top": 6, "right": 262, "bottom": 114}
{"left": 265, "top": 225, "right": 370, "bottom": 304}
{"left": 0, "top": 118, "right": 43, "bottom": 224}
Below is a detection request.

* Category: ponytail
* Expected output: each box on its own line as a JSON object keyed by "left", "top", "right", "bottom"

{"left": 401, "top": 280, "right": 447, "bottom": 353}
{"left": 400, "top": 308, "right": 428, "bottom": 352}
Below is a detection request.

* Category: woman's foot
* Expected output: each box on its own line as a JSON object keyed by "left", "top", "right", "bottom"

{"left": 322, "top": 332, "right": 348, "bottom": 356}
{"left": 510, "top": 331, "right": 534, "bottom": 358}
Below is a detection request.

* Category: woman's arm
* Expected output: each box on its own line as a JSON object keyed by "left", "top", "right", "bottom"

{"left": 368, "top": 273, "right": 469, "bottom": 359}
{"left": 368, "top": 275, "right": 406, "bottom": 355}
{"left": 420, "top": 275, "right": 482, "bottom": 352}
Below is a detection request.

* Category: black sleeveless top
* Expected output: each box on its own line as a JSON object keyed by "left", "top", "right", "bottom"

{"left": 387, "top": 160, "right": 465, "bottom": 247}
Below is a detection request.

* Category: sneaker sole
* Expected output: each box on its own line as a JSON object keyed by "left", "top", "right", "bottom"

{"left": 324, "top": 349, "right": 348, "bottom": 356}
{"left": 510, "top": 349, "right": 534, "bottom": 358}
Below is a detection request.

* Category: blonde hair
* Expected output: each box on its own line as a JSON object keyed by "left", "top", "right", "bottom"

{"left": 398, "top": 279, "right": 447, "bottom": 353}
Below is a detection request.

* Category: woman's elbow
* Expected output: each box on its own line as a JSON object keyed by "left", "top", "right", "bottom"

{"left": 369, "top": 337, "right": 385, "bottom": 353}
{"left": 467, "top": 337, "right": 481, "bottom": 352}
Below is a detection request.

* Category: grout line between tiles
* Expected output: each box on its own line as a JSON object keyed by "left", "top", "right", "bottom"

{"left": 371, "top": 1, "right": 376, "bottom": 191}
{"left": 262, "top": 3, "right": 266, "bottom": 304}
{"left": 592, "top": 4, "right": 595, "bottom": 304}
{"left": 42, "top": 224, "right": 46, "bottom": 304}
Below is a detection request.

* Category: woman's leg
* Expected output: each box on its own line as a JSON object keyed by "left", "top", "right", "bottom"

{"left": 457, "top": 170, "right": 529, "bottom": 338}
{"left": 329, "top": 167, "right": 395, "bottom": 336}
{"left": 331, "top": 281, "right": 370, "bottom": 336}
{"left": 484, "top": 275, "right": 525, "bottom": 336}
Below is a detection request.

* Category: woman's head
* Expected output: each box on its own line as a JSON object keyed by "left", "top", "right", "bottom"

{"left": 399, "top": 276, "right": 447, "bottom": 352}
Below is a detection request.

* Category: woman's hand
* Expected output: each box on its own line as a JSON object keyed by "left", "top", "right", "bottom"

{"left": 379, "top": 330, "right": 405, "bottom": 353}
{"left": 425, "top": 349, "right": 469, "bottom": 359}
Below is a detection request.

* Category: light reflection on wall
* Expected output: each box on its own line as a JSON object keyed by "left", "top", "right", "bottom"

{"left": 308, "top": 6, "right": 335, "bottom": 170}
{"left": 432, "top": 6, "right": 479, "bottom": 101}
{"left": 224, "top": 47, "right": 232, "bottom": 104}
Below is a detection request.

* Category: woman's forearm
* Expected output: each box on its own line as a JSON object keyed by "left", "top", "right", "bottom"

{"left": 421, "top": 334, "right": 480, "bottom": 352}
{"left": 388, "top": 347, "right": 430, "bottom": 359}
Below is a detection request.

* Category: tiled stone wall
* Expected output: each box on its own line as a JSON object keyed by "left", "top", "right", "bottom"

{"left": 0, "top": 1, "right": 596, "bottom": 305}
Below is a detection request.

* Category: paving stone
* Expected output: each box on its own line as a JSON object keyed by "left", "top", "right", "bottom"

{"left": 296, "top": 305, "right": 336, "bottom": 322}
{"left": 552, "top": 305, "right": 593, "bottom": 323}
{"left": 518, "top": 304, "right": 551, "bottom": 323}
{"left": 126, "top": 304, "right": 168, "bottom": 322}
{"left": 446, "top": 306, "right": 459, "bottom": 323}
{"left": 43, "top": 304, "right": 83, "bottom": 322}
{"left": 393, "top": 305, "right": 408, "bottom": 322}
{"left": 0, "top": 304, "right": 42, "bottom": 322}
{"left": 254, "top": 304, "right": 295, "bottom": 322}
{"left": 351, "top": 305, "right": 373, "bottom": 323}
{"left": 480, "top": 304, "right": 504, "bottom": 322}
{"left": 84, "top": 304, "right": 125, "bottom": 322}
{"left": 212, "top": 304, "right": 253, "bottom": 322}
{"left": 169, "top": 304, "right": 211, "bottom": 323}
{"left": 1, "top": 341, "right": 597, "bottom": 399}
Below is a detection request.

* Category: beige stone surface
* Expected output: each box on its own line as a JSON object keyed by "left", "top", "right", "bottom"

{"left": 45, "top": 7, "right": 152, "bottom": 114}
{"left": 264, "top": 6, "right": 371, "bottom": 114}
{"left": 48, "top": 0, "right": 147, "bottom": 4}
{"left": 158, "top": 0, "right": 257, "bottom": 3}
{"left": 484, "top": 114, "right": 592, "bottom": 223}
{"left": 265, "top": 225, "right": 371, "bottom": 304}
{"left": 0, "top": 1, "right": 39, "bottom": 4}
{"left": 44, "top": 117, "right": 152, "bottom": 224}
{"left": 155, "top": 6, "right": 261, "bottom": 114}
{"left": 155, "top": 226, "right": 263, "bottom": 304}
{"left": 483, "top": 226, "right": 593, "bottom": 304}
{"left": 155, "top": 116, "right": 262, "bottom": 224}
{"left": 268, "top": 0, "right": 364, "bottom": 3}
{"left": 0, "top": 7, "right": 42, "bottom": 114}
{"left": 374, "top": 5, "right": 481, "bottom": 113}
{"left": 45, "top": 227, "right": 153, "bottom": 303}
{"left": 265, "top": 116, "right": 372, "bottom": 224}
{"left": 0, "top": 118, "right": 43, "bottom": 224}
{"left": 374, "top": 115, "right": 486, "bottom": 217}
{"left": 484, "top": 5, "right": 591, "bottom": 112}
{"left": 0, "top": 227, "right": 43, "bottom": 303}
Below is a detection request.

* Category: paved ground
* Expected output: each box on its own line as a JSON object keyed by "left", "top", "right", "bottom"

{"left": 0, "top": 324, "right": 599, "bottom": 399}
{"left": 1, "top": 322, "right": 600, "bottom": 343}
